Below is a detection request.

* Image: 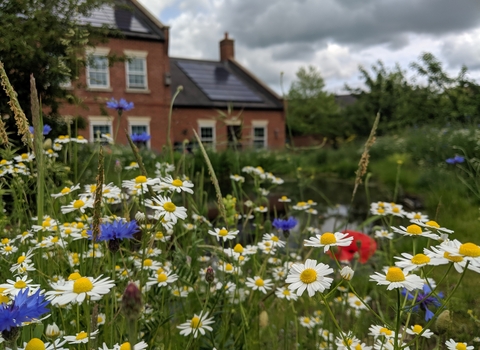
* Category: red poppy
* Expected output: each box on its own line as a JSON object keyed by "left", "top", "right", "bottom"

{"left": 328, "top": 230, "right": 377, "bottom": 263}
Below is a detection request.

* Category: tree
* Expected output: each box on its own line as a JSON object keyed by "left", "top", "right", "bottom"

{"left": 0, "top": 0, "right": 115, "bottom": 136}
{"left": 287, "top": 66, "right": 344, "bottom": 144}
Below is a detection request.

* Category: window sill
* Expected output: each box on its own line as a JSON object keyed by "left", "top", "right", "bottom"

{"left": 87, "top": 87, "right": 113, "bottom": 92}
{"left": 125, "top": 88, "right": 151, "bottom": 94}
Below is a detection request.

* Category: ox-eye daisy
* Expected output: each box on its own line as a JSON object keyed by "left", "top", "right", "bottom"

{"left": 61, "top": 197, "right": 94, "bottom": 214}
{"left": 46, "top": 275, "right": 114, "bottom": 305}
{"left": 304, "top": 232, "right": 354, "bottom": 253}
{"left": 392, "top": 224, "right": 439, "bottom": 240}
{"left": 146, "top": 269, "right": 178, "bottom": 288}
{"left": 64, "top": 329, "right": 99, "bottom": 344}
{"left": 208, "top": 227, "right": 239, "bottom": 242}
{"left": 144, "top": 195, "right": 187, "bottom": 224}
{"left": 445, "top": 339, "right": 474, "bottom": 350}
{"left": 177, "top": 311, "right": 214, "bottom": 338}
{"left": 285, "top": 259, "right": 334, "bottom": 297}
{"left": 158, "top": 175, "right": 194, "bottom": 194}
{"left": 275, "top": 287, "right": 298, "bottom": 301}
{"left": 440, "top": 239, "right": 480, "bottom": 265}
{"left": 245, "top": 276, "right": 273, "bottom": 294}
{"left": 406, "top": 324, "right": 434, "bottom": 338}
{"left": 394, "top": 252, "right": 431, "bottom": 273}
{"left": 370, "top": 267, "right": 424, "bottom": 291}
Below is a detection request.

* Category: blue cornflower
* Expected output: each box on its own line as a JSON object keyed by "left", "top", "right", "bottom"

{"left": 131, "top": 132, "right": 151, "bottom": 143}
{"left": 89, "top": 219, "right": 139, "bottom": 241}
{"left": 106, "top": 98, "right": 134, "bottom": 112}
{"left": 0, "top": 288, "right": 49, "bottom": 332}
{"left": 402, "top": 283, "right": 443, "bottom": 321}
{"left": 272, "top": 217, "right": 298, "bottom": 231}
{"left": 28, "top": 124, "right": 52, "bottom": 135}
{"left": 446, "top": 155, "right": 465, "bottom": 164}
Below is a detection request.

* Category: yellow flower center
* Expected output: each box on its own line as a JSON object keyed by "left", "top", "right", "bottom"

{"left": 25, "top": 338, "right": 45, "bottom": 350}
{"left": 73, "top": 277, "right": 93, "bottom": 294}
{"left": 119, "top": 342, "right": 131, "bottom": 350}
{"left": 77, "top": 136, "right": 84, "bottom": 140}
{"left": 225, "top": 263, "right": 233, "bottom": 271}
{"left": 282, "top": 289, "right": 291, "bottom": 296}
{"left": 412, "top": 325, "right": 423, "bottom": 333}
{"left": 75, "top": 331, "right": 88, "bottom": 340}
{"left": 355, "top": 345, "right": 363, "bottom": 350}
{"left": 385, "top": 267, "right": 405, "bottom": 282}
{"left": 68, "top": 272, "right": 82, "bottom": 281}
{"left": 255, "top": 278, "right": 265, "bottom": 287}
{"left": 5, "top": 246, "right": 12, "bottom": 252}
{"left": 51, "top": 237, "right": 59, "bottom": 243}
{"left": 392, "top": 206, "right": 400, "bottom": 213}
{"left": 271, "top": 235, "right": 279, "bottom": 242}
{"left": 302, "top": 317, "right": 310, "bottom": 323}
{"left": 163, "top": 202, "right": 176, "bottom": 212}
{"left": 157, "top": 273, "right": 168, "bottom": 283}
{"left": 156, "top": 232, "right": 164, "bottom": 239}
{"left": 320, "top": 232, "right": 336, "bottom": 245}
{"left": 455, "top": 344, "right": 467, "bottom": 350}
{"left": 426, "top": 220, "right": 440, "bottom": 228}
{"left": 0, "top": 159, "right": 6, "bottom": 165}
{"left": 355, "top": 300, "right": 361, "bottom": 306}
{"left": 191, "top": 316, "right": 202, "bottom": 329}
{"left": 219, "top": 229, "right": 228, "bottom": 236}
{"left": 135, "top": 176, "right": 147, "bottom": 184}
{"left": 73, "top": 200, "right": 85, "bottom": 209}
{"left": 172, "top": 179, "right": 183, "bottom": 187}
{"left": 443, "top": 252, "right": 463, "bottom": 262}
{"left": 14, "top": 280, "right": 27, "bottom": 289}
{"left": 300, "top": 268, "right": 317, "bottom": 284}
{"left": 411, "top": 254, "right": 430, "bottom": 265}
{"left": 17, "top": 256, "right": 26, "bottom": 264}
{"left": 21, "top": 153, "right": 28, "bottom": 159}
{"left": 259, "top": 206, "right": 265, "bottom": 210}
{"left": 380, "top": 327, "right": 392, "bottom": 336}
{"left": 413, "top": 213, "right": 422, "bottom": 219}
{"left": 234, "top": 243, "right": 244, "bottom": 253}
{"left": 459, "top": 243, "right": 480, "bottom": 257}
{"left": 77, "top": 222, "right": 85, "bottom": 229}
{"left": 144, "top": 259, "right": 153, "bottom": 266}
{"left": 281, "top": 196, "right": 288, "bottom": 200}
{"left": 406, "top": 224, "right": 422, "bottom": 235}
{"left": 1, "top": 238, "right": 9, "bottom": 244}
{"left": 60, "top": 187, "right": 71, "bottom": 194}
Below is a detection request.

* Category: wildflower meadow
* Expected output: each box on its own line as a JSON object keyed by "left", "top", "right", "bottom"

{"left": 1, "top": 69, "right": 480, "bottom": 350}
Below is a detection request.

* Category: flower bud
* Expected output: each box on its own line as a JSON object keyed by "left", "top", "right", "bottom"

{"left": 435, "top": 309, "right": 451, "bottom": 334}
{"left": 205, "top": 266, "right": 215, "bottom": 284}
{"left": 259, "top": 310, "right": 269, "bottom": 328}
{"left": 122, "top": 282, "right": 142, "bottom": 320}
{"left": 45, "top": 322, "right": 61, "bottom": 338}
{"left": 340, "top": 266, "right": 354, "bottom": 281}
{"left": 135, "top": 211, "right": 146, "bottom": 222}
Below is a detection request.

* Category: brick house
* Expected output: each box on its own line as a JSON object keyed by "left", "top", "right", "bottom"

{"left": 61, "top": 0, "right": 285, "bottom": 151}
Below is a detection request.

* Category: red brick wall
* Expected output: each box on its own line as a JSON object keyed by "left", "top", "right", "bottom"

{"left": 171, "top": 108, "right": 285, "bottom": 150}
{"left": 59, "top": 37, "right": 171, "bottom": 151}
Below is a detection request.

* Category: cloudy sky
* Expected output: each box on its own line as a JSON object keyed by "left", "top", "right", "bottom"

{"left": 138, "top": 0, "right": 480, "bottom": 95}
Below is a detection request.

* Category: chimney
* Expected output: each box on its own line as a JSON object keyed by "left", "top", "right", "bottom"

{"left": 220, "top": 32, "right": 234, "bottom": 61}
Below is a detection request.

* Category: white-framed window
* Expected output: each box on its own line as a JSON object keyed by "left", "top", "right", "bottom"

{"left": 252, "top": 120, "right": 268, "bottom": 149}
{"left": 124, "top": 50, "right": 148, "bottom": 91}
{"left": 128, "top": 117, "right": 151, "bottom": 148}
{"left": 86, "top": 48, "right": 110, "bottom": 89}
{"left": 198, "top": 119, "right": 216, "bottom": 149}
{"left": 89, "top": 116, "right": 113, "bottom": 143}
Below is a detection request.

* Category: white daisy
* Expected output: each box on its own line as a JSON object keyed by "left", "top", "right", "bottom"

{"left": 245, "top": 276, "right": 273, "bottom": 294}
{"left": 208, "top": 227, "right": 239, "bottom": 242}
{"left": 144, "top": 195, "right": 188, "bottom": 224}
{"left": 254, "top": 205, "right": 268, "bottom": 213}
{"left": 230, "top": 174, "right": 245, "bottom": 182}
{"left": 406, "top": 211, "right": 429, "bottom": 222}
{"left": 285, "top": 259, "right": 334, "bottom": 297}
{"left": 406, "top": 324, "right": 434, "bottom": 338}
{"left": 391, "top": 224, "right": 439, "bottom": 240}
{"left": 445, "top": 339, "right": 474, "bottom": 350}
{"left": 292, "top": 201, "right": 310, "bottom": 211}
{"left": 46, "top": 275, "right": 115, "bottom": 305}
{"left": 335, "top": 332, "right": 361, "bottom": 350}
{"left": 262, "top": 233, "right": 286, "bottom": 248}
{"left": 113, "top": 341, "right": 148, "bottom": 350}
{"left": 368, "top": 325, "right": 395, "bottom": 339}
{"left": 394, "top": 252, "right": 431, "bottom": 272}
{"left": 369, "top": 266, "right": 424, "bottom": 291}
{"left": 177, "top": 311, "right": 214, "bottom": 338}
{"left": 303, "top": 232, "right": 354, "bottom": 253}
{"left": 51, "top": 184, "right": 81, "bottom": 198}
{"left": 14, "top": 153, "right": 35, "bottom": 163}
{"left": 122, "top": 176, "right": 160, "bottom": 195}
{"left": 298, "top": 316, "right": 316, "bottom": 328}
{"left": 124, "top": 161, "right": 139, "bottom": 170}
{"left": 64, "top": 330, "right": 99, "bottom": 344}
{"left": 157, "top": 175, "right": 194, "bottom": 194}
{"left": 275, "top": 287, "right": 298, "bottom": 301}
{"left": 146, "top": 269, "right": 179, "bottom": 288}
{"left": 0, "top": 276, "right": 40, "bottom": 296}
{"left": 438, "top": 239, "right": 480, "bottom": 265}
{"left": 71, "top": 135, "right": 88, "bottom": 144}
{"left": 411, "top": 219, "right": 454, "bottom": 234}
{"left": 424, "top": 244, "right": 480, "bottom": 273}
{"left": 278, "top": 195, "right": 291, "bottom": 203}
{"left": 60, "top": 197, "right": 94, "bottom": 214}
{"left": 374, "top": 229, "right": 394, "bottom": 240}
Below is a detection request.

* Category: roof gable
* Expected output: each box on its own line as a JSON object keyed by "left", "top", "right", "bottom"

{"left": 78, "top": 0, "right": 166, "bottom": 41}
{"left": 170, "top": 58, "right": 283, "bottom": 110}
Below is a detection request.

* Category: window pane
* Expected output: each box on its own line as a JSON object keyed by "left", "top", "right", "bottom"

{"left": 200, "top": 127, "right": 213, "bottom": 139}
{"left": 92, "top": 56, "right": 108, "bottom": 69}
{"left": 93, "top": 125, "right": 110, "bottom": 136}
{"left": 254, "top": 127, "right": 265, "bottom": 137}
{"left": 128, "top": 74, "right": 145, "bottom": 88}
{"left": 89, "top": 72, "right": 107, "bottom": 86}
{"left": 131, "top": 125, "right": 147, "bottom": 134}
{"left": 128, "top": 58, "right": 145, "bottom": 72}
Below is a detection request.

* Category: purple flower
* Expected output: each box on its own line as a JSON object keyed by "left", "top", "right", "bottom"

{"left": 446, "top": 155, "right": 465, "bottom": 164}
{"left": 131, "top": 132, "right": 151, "bottom": 143}
{"left": 272, "top": 217, "right": 298, "bottom": 231}
{"left": 88, "top": 219, "right": 139, "bottom": 241}
{"left": 106, "top": 98, "right": 134, "bottom": 112}
{"left": 402, "top": 283, "right": 443, "bottom": 321}
{"left": 28, "top": 124, "right": 52, "bottom": 135}
{"left": 0, "top": 288, "right": 50, "bottom": 332}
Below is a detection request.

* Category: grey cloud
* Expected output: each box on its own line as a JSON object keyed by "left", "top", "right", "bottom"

{"left": 441, "top": 36, "right": 480, "bottom": 70}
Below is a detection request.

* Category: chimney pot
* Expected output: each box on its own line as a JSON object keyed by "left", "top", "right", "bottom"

{"left": 220, "top": 32, "right": 234, "bottom": 61}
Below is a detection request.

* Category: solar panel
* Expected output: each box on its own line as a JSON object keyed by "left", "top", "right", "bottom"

{"left": 177, "top": 61, "right": 263, "bottom": 102}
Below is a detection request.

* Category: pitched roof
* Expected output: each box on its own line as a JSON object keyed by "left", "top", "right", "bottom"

{"left": 170, "top": 57, "right": 284, "bottom": 110}
{"left": 78, "top": 0, "right": 166, "bottom": 41}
